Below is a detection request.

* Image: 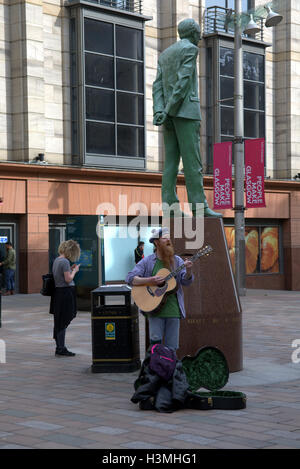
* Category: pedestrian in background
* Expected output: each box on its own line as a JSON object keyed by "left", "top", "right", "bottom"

{"left": 50, "top": 239, "right": 80, "bottom": 357}
{"left": 134, "top": 241, "right": 145, "bottom": 264}
{"left": 0, "top": 242, "right": 16, "bottom": 295}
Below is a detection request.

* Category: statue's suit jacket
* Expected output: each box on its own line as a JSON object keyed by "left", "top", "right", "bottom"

{"left": 152, "top": 38, "right": 201, "bottom": 121}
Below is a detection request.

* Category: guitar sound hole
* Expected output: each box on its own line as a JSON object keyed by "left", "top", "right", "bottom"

{"left": 157, "top": 281, "right": 166, "bottom": 288}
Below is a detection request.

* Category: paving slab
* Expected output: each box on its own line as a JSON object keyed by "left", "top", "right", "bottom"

{"left": 0, "top": 290, "right": 299, "bottom": 449}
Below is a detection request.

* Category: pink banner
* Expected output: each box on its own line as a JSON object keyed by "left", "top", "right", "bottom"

{"left": 213, "top": 142, "right": 233, "bottom": 210}
{"left": 245, "top": 138, "right": 266, "bottom": 208}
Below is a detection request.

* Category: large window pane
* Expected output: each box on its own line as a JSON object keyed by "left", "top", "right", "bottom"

{"left": 117, "top": 126, "right": 144, "bottom": 157}
{"left": 117, "top": 93, "right": 144, "bottom": 125}
{"left": 84, "top": 19, "right": 113, "bottom": 55}
{"left": 116, "top": 59, "right": 143, "bottom": 92}
{"left": 206, "top": 1, "right": 252, "bottom": 9}
{"left": 244, "top": 81, "right": 265, "bottom": 110}
{"left": 86, "top": 88, "right": 115, "bottom": 122}
{"left": 244, "top": 110, "right": 264, "bottom": 138}
{"left": 86, "top": 122, "right": 115, "bottom": 155}
{"left": 116, "top": 25, "right": 143, "bottom": 60}
{"left": 221, "top": 107, "right": 234, "bottom": 135}
{"left": 220, "top": 76, "right": 234, "bottom": 107}
{"left": 261, "top": 227, "right": 279, "bottom": 273}
{"left": 259, "top": 113, "right": 265, "bottom": 138}
{"left": 245, "top": 227, "right": 259, "bottom": 274}
{"left": 244, "top": 52, "right": 264, "bottom": 82}
{"left": 206, "top": 0, "right": 225, "bottom": 6}
{"left": 220, "top": 48, "right": 234, "bottom": 77}
{"left": 85, "top": 54, "right": 114, "bottom": 88}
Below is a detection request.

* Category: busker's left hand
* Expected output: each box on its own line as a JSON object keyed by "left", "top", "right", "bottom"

{"left": 184, "top": 258, "right": 193, "bottom": 279}
{"left": 184, "top": 259, "right": 193, "bottom": 270}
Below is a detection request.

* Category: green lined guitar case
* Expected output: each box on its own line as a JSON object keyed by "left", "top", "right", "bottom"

{"left": 182, "top": 346, "right": 247, "bottom": 410}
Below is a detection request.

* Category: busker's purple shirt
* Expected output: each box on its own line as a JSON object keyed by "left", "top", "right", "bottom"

{"left": 125, "top": 253, "right": 194, "bottom": 318}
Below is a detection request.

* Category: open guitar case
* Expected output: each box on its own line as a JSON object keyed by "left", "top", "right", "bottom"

{"left": 182, "top": 346, "right": 246, "bottom": 410}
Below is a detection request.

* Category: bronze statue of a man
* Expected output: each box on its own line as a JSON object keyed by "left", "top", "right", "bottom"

{"left": 152, "top": 18, "right": 222, "bottom": 218}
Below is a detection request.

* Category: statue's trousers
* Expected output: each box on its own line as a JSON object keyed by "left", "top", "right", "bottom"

{"left": 162, "top": 116, "right": 208, "bottom": 212}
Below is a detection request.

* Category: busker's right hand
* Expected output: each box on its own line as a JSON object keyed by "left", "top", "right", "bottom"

{"left": 149, "top": 275, "right": 165, "bottom": 286}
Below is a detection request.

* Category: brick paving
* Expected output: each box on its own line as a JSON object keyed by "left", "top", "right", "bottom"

{"left": 0, "top": 290, "right": 299, "bottom": 449}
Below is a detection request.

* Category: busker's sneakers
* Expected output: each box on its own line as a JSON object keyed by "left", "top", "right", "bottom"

{"left": 55, "top": 348, "right": 76, "bottom": 357}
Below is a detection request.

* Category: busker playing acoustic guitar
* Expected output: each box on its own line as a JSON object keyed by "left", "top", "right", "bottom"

{"left": 126, "top": 227, "right": 194, "bottom": 352}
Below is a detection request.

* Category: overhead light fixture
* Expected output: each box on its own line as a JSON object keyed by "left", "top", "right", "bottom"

{"left": 244, "top": 14, "right": 261, "bottom": 35}
{"left": 36, "top": 153, "right": 44, "bottom": 162}
{"left": 265, "top": 5, "right": 283, "bottom": 28}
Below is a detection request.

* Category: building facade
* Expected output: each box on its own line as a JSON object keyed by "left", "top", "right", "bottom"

{"left": 0, "top": 0, "right": 300, "bottom": 293}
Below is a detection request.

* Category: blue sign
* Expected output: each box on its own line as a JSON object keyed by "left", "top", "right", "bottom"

{"left": 0, "top": 237, "right": 8, "bottom": 244}
{"left": 105, "top": 322, "right": 116, "bottom": 341}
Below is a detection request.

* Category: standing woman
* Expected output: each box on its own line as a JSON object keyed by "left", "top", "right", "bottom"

{"left": 50, "top": 240, "right": 81, "bottom": 356}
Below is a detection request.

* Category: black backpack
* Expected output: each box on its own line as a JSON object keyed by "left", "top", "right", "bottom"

{"left": 40, "top": 273, "right": 55, "bottom": 296}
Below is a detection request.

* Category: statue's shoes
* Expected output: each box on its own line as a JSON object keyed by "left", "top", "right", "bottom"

{"left": 203, "top": 207, "right": 223, "bottom": 218}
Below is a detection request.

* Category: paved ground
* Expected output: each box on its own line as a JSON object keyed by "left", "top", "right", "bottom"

{"left": 0, "top": 290, "right": 299, "bottom": 449}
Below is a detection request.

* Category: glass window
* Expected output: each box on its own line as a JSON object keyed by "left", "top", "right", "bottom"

{"left": 84, "top": 19, "right": 113, "bottom": 55}
{"left": 244, "top": 111, "right": 264, "bottom": 138}
{"left": 206, "top": 1, "right": 250, "bottom": 11}
{"left": 261, "top": 227, "right": 279, "bottom": 273}
{"left": 218, "top": 47, "right": 265, "bottom": 145}
{"left": 224, "top": 226, "right": 281, "bottom": 275}
{"left": 117, "top": 93, "right": 144, "bottom": 125}
{"left": 117, "top": 126, "right": 144, "bottom": 157}
{"left": 244, "top": 82, "right": 264, "bottom": 110}
{"left": 86, "top": 122, "right": 115, "bottom": 155}
{"left": 116, "top": 59, "right": 143, "bottom": 93}
{"left": 244, "top": 52, "right": 264, "bottom": 82}
{"left": 220, "top": 77, "right": 234, "bottom": 106}
{"left": 86, "top": 88, "right": 115, "bottom": 122}
{"left": 85, "top": 54, "right": 114, "bottom": 88}
{"left": 78, "top": 17, "right": 145, "bottom": 164}
{"left": 221, "top": 107, "right": 234, "bottom": 136}
{"left": 220, "top": 48, "right": 234, "bottom": 77}
{"left": 116, "top": 25, "right": 143, "bottom": 60}
{"left": 206, "top": 0, "right": 226, "bottom": 7}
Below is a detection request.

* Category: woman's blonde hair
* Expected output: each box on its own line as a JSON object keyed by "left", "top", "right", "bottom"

{"left": 58, "top": 239, "right": 81, "bottom": 262}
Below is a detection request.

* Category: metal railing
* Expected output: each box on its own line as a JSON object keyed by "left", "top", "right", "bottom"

{"left": 204, "top": 6, "right": 265, "bottom": 41}
{"left": 79, "top": 0, "right": 143, "bottom": 15}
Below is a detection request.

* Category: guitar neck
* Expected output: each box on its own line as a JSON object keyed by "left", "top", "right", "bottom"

{"left": 164, "top": 251, "right": 201, "bottom": 282}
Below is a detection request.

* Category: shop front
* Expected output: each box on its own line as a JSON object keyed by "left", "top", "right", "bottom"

{"left": 0, "top": 162, "right": 299, "bottom": 293}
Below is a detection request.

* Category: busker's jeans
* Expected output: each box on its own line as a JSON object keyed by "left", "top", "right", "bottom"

{"left": 5, "top": 269, "right": 15, "bottom": 291}
{"left": 148, "top": 317, "right": 180, "bottom": 351}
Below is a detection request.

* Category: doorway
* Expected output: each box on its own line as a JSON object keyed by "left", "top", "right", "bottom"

{"left": 0, "top": 223, "right": 17, "bottom": 291}
{"left": 49, "top": 224, "right": 66, "bottom": 271}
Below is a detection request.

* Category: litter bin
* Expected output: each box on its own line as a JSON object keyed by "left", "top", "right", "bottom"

{"left": 91, "top": 285, "right": 141, "bottom": 373}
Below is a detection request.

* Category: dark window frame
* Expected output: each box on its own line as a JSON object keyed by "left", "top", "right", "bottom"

{"left": 69, "top": 5, "right": 147, "bottom": 170}
{"left": 205, "top": 35, "right": 268, "bottom": 174}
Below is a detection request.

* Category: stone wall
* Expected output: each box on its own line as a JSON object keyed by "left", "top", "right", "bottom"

{"left": 0, "top": 0, "right": 11, "bottom": 161}
{"left": 0, "top": 0, "right": 68, "bottom": 164}
{"left": 0, "top": 0, "right": 299, "bottom": 179}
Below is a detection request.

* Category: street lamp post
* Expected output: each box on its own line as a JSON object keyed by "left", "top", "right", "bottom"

{"left": 234, "top": 0, "right": 246, "bottom": 296}
{"left": 233, "top": 0, "right": 283, "bottom": 296}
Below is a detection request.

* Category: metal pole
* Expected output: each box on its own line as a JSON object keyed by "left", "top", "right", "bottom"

{"left": 234, "top": 0, "right": 246, "bottom": 296}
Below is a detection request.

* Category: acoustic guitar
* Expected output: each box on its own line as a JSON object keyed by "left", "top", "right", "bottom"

{"left": 131, "top": 245, "right": 213, "bottom": 315}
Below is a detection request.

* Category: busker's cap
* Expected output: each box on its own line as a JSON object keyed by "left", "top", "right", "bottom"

{"left": 149, "top": 227, "right": 170, "bottom": 243}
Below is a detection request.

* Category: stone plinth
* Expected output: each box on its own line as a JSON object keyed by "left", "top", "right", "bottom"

{"left": 170, "top": 217, "right": 243, "bottom": 372}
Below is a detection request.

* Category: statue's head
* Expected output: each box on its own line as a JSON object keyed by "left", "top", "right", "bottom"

{"left": 178, "top": 18, "right": 201, "bottom": 46}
